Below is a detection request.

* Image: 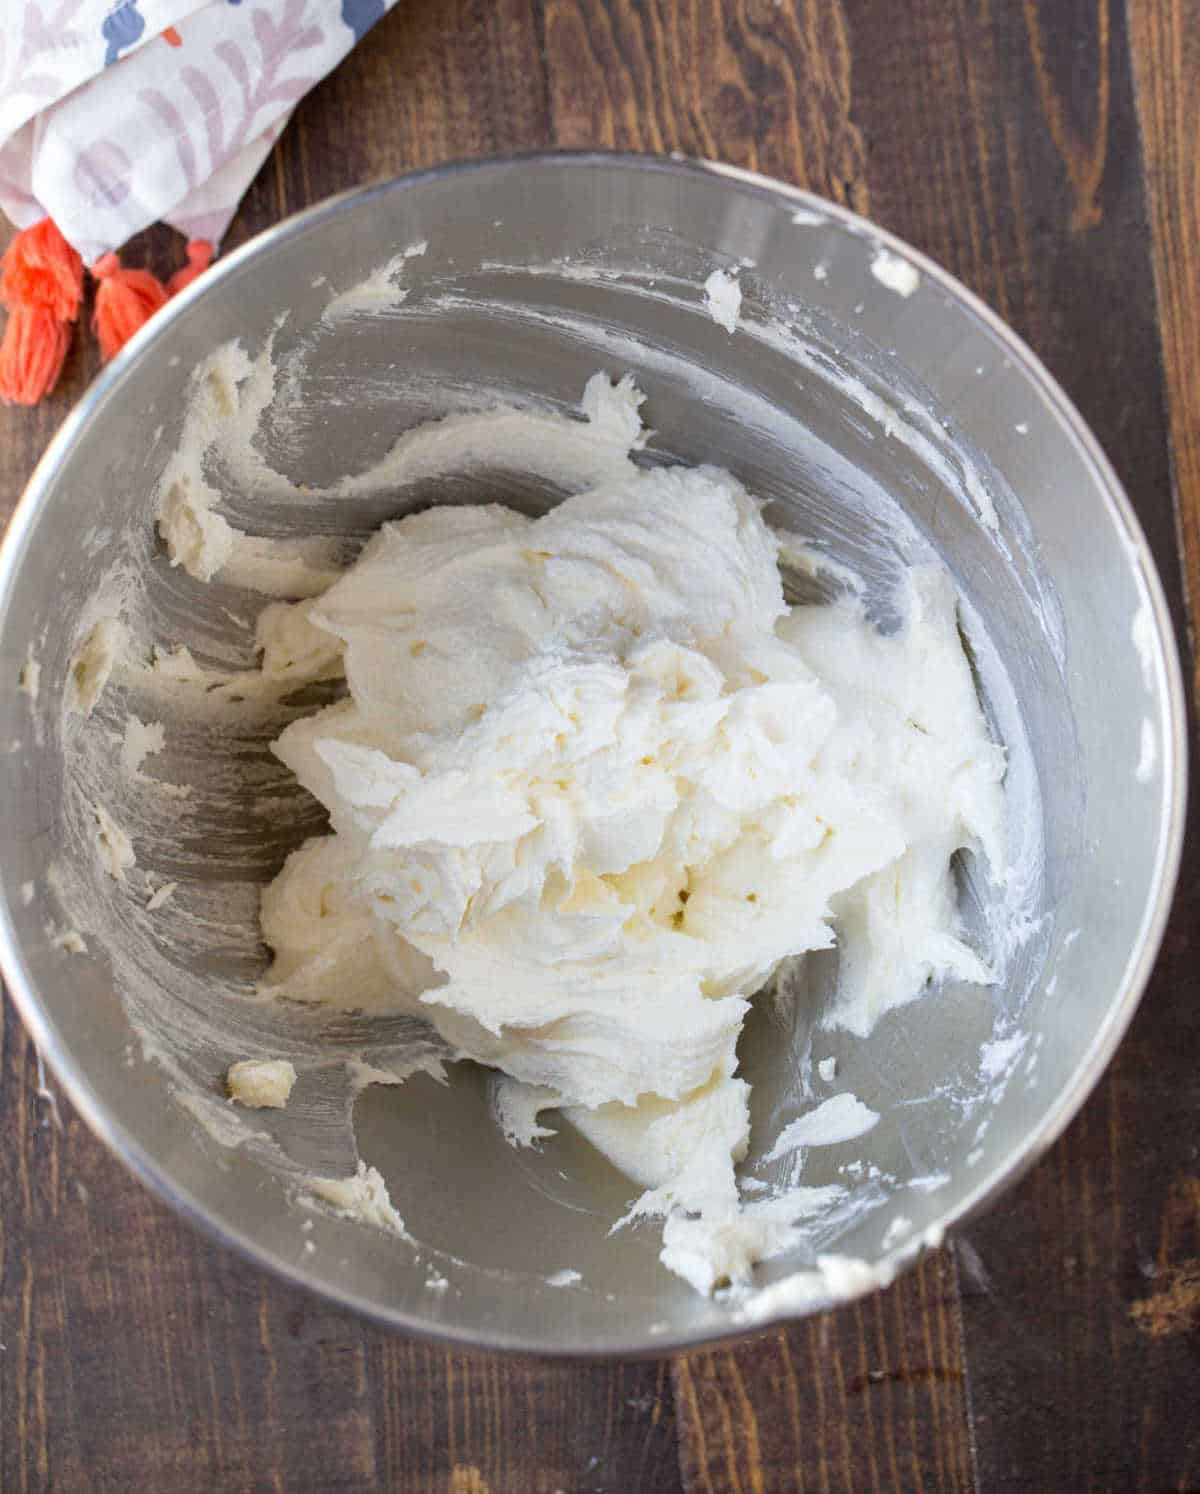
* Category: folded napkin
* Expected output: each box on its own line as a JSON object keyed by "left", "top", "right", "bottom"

{"left": 0, "top": 0, "right": 397, "bottom": 402}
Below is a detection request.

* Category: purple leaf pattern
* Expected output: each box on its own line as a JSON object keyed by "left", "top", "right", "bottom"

{"left": 0, "top": 0, "right": 91, "bottom": 120}
{"left": 215, "top": 0, "right": 329, "bottom": 158}
{"left": 0, "top": 1, "right": 204, "bottom": 144}
{"left": 73, "top": 139, "right": 133, "bottom": 209}
{"left": 140, "top": 86, "right": 199, "bottom": 191}
{"left": 180, "top": 64, "right": 225, "bottom": 178}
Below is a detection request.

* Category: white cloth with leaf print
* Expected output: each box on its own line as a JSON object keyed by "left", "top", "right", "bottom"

{"left": 0, "top": 0, "right": 396, "bottom": 264}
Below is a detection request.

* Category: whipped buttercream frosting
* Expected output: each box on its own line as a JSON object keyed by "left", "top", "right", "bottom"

{"left": 249, "top": 373, "right": 1007, "bottom": 1294}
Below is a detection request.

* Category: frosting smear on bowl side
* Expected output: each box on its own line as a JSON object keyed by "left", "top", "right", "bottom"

{"left": 247, "top": 374, "right": 1007, "bottom": 1295}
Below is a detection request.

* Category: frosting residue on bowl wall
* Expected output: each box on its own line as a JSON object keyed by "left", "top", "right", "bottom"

{"left": 41, "top": 241, "right": 1054, "bottom": 1317}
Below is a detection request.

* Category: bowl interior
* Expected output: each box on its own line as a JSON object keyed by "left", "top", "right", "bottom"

{"left": 0, "top": 157, "right": 1182, "bottom": 1354}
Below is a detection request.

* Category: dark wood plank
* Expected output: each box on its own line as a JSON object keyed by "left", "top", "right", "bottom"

{"left": 1129, "top": 0, "right": 1200, "bottom": 692}
{"left": 1127, "top": 20, "right": 1200, "bottom": 1471}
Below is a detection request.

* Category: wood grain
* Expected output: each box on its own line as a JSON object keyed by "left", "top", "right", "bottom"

{"left": 673, "top": 1254, "right": 974, "bottom": 1493}
{"left": 1, "top": 0, "right": 1197, "bottom": 1488}
{"left": 541, "top": 0, "right": 870, "bottom": 212}
{"left": 1129, "top": 0, "right": 1200, "bottom": 690}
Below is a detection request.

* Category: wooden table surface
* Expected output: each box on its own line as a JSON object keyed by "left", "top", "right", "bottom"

{"left": 2, "top": 2, "right": 1198, "bottom": 1489}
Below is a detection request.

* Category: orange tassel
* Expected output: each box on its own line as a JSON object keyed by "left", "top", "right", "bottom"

{"left": 0, "top": 305, "right": 71, "bottom": 406}
{"left": 167, "top": 239, "right": 213, "bottom": 297}
{"left": 0, "top": 218, "right": 84, "bottom": 403}
{"left": 91, "top": 251, "right": 169, "bottom": 361}
{"left": 1, "top": 219, "right": 84, "bottom": 320}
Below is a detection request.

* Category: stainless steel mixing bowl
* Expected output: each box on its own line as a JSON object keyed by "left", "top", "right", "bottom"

{"left": 0, "top": 154, "right": 1186, "bottom": 1355}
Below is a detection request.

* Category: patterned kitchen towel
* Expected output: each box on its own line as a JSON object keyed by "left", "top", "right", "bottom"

{"left": 0, "top": 0, "right": 396, "bottom": 401}
{"left": 2, "top": 0, "right": 396, "bottom": 261}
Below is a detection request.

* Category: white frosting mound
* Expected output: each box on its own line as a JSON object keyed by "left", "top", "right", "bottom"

{"left": 261, "top": 392, "right": 1005, "bottom": 1295}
